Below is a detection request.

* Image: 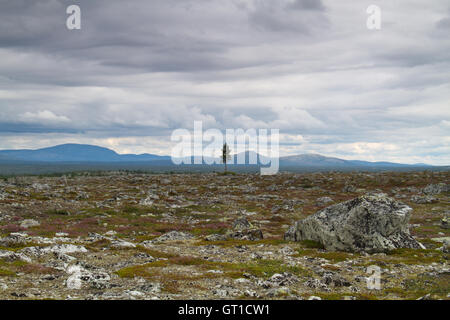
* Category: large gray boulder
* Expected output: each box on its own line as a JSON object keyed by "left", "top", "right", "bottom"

{"left": 284, "top": 194, "right": 424, "bottom": 253}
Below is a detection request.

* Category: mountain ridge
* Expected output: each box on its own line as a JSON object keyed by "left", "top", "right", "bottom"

{"left": 0, "top": 143, "right": 438, "bottom": 168}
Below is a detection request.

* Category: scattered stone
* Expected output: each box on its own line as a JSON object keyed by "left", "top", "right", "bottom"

{"left": 431, "top": 237, "right": 450, "bottom": 243}
{"left": 212, "top": 285, "right": 240, "bottom": 298}
{"left": 268, "top": 272, "right": 298, "bottom": 287}
{"left": 266, "top": 286, "right": 291, "bottom": 297}
{"left": 322, "top": 272, "right": 351, "bottom": 287}
{"left": 316, "top": 196, "right": 333, "bottom": 206}
{"left": 416, "top": 293, "right": 432, "bottom": 300}
{"left": 342, "top": 185, "right": 357, "bottom": 193}
{"left": 441, "top": 217, "right": 449, "bottom": 230}
{"left": 206, "top": 217, "right": 264, "bottom": 241}
{"left": 150, "top": 231, "right": 195, "bottom": 243}
{"left": 139, "top": 282, "right": 161, "bottom": 294}
{"left": 42, "top": 244, "right": 88, "bottom": 255}
{"left": 139, "top": 197, "right": 155, "bottom": 206}
{"left": 66, "top": 264, "right": 110, "bottom": 290}
{"left": 437, "top": 240, "right": 449, "bottom": 253}
{"left": 410, "top": 195, "right": 438, "bottom": 204}
{"left": 232, "top": 217, "right": 253, "bottom": 230}
{"left": 423, "top": 183, "right": 449, "bottom": 195}
{"left": 279, "top": 246, "right": 295, "bottom": 255}
{"left": 204, "top": 234, "right": 228, "bottom": 241}
{"left": 226, "top": 217, "right": 263, "bottom": 241}
{"left": 0, "top": 233, "right": 28, "bottom": 247}
{"left": 304, "top": 279, "right": 329, "bottom": 291}
{"left": 0, "top": 250, "right": 31, "bottom": 263}
{"left": 54, "top": 252, "right": 77, "bottom": 262}
{"left": 110, "top": 239, "right": 136, "bottom": 249}
{"left": 226, "top": 229, "right": 263, "bottom": 241}
{"left": 55, "top": 232, "right": 69, "bottom": 237}
{"left": 19, "top": 219, "right": 40, "bottom": 229}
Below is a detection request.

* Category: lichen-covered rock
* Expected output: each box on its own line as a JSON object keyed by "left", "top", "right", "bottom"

{"left": 438, "top": 240, "right": 449, "bottom": 253}
{"left": 410, "top": 195, "right": 438, "bottom": 204}
{"left": 42, "top": 244, "right": 88, "bottom": 255}
{"left": 0, "top": 250, "right": 31, "bottom": 263}
{"left": 65, "top": 264, "right": 110, "bottom": 290}
{"left": 149, "top": 231, "right": 195, "bottom": 243}
{"left": 232, "top": 217, "right": 253, "bottom": 230}
{"left": 423, "top": 183, "right": 449, "bottom": 195}
{"left": 226, "top": 228, "right": 263, "bottom": 241}
{"left": 204, "top": 234, "right": 228, "bottom": 241}
{"left": 227, "top": 217, "right": 263, "bottom": 241}
{"left": 20, "top": 219, "right": 40, "bottom": 229}
{"left": 110, "top": 239, "right": 136, "bottom": 249}
{"left": 342, "top": 185, "right": 357, "bottom": 193}
{"left": 441, "top": 217, "right": 450, "bottom": 230}
{"left": 316, "top": 196, "right": 333, "bottom": 206}
{"left": 284, "top": 194, "right": 424, "bottom": 253}
{"left": 0, "top": 233, "right": 28, "bottom": 247}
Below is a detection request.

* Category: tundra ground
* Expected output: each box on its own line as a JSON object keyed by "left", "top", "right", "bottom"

{"left": 0, "top": 171, "right": 448, "bottom": 300}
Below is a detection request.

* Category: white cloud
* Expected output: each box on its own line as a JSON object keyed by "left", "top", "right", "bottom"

{"left": 18, "top": 110, "right": 70, "bottom": 124}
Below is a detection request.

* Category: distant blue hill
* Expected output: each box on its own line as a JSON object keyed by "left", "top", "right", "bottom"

{"left": 0, "top": 144, "right": 170, "bottom": 163}
{"left": 279, "top": 154, "right": 425, "bottom": 168}
{"left": 0, "top": 144, "right": 438, "bottom": 170}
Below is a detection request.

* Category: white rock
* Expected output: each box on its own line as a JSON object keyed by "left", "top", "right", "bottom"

{"left": 42, "top": 244, "right": 88, "bottom": 254}
{"left": 20, "top": 219, "right": 40, "bottom": 229}
{"left": 55, "top": 232, "right": 69, "bottom": 237}
{"left": 110, "top": 240, "right": 136, "bottom": 249}
{"left": 66, "top": 265, "right": 84, "bottom": 290}
{"left": 127, "top": 290, "right": 144, "bottom": 297}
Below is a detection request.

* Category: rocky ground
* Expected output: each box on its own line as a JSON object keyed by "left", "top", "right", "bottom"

{"left": 0, "top": 171, "right": 448, "bottom": 300}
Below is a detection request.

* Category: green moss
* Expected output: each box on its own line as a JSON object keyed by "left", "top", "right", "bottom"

{"left": 418, "top": 238, "right": 443, "bottom": 249}
{"left": 386, "top": 248, "right": 445, "bottom": 265}
{"left": 29, "top": 193, "right": 50, "bottom": 201}
{"left": 121, "top": 205, "right": 147, "bottom": 214}
{"left": 0, "top": 242, "right": 44, "bottom": 251}
{"left": 218, "top": 259, "right": 310, "bottom": 279}
{"left": 299, "top": 240, "right": 325, "bottom": 249}
{"left": 135, "top": 245, "right": 177, "bottom": 259}
{"left": 0, "top": 268, "right": 15, "bottom": 277}
{"left": 116, "top": 264, "right": 153, "bottom": 279}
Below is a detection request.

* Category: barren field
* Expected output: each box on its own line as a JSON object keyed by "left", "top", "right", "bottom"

{"left": 0, "top": 171, "right": 448, "bottom": 300}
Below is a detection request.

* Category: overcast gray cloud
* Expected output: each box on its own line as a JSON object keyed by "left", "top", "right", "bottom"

{"left": 0, "top": 0, "right": 449, "bottom": 164}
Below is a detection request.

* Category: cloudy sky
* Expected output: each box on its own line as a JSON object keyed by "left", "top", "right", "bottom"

{"left": 0, "top": 0, "right": 449, "bottom": 164}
